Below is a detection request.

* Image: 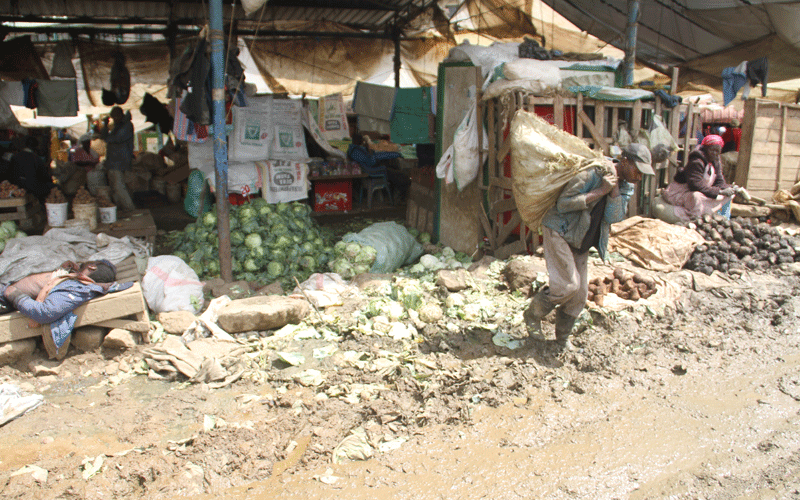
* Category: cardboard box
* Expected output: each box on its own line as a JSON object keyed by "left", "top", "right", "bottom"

{"left": 313, "top": 180, "right": 352, "bottom": 212}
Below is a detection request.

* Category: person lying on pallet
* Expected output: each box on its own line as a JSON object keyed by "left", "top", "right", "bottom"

{"left": 0, "top": 260, "right": 132, "bottom": 359}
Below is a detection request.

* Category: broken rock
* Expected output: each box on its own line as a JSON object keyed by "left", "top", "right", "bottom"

{"left": 72, "top": 326, "right": 106, "bottom": 352}
{"left": 103, "top": 329, "right": 139, "bottom": 350}
{"left": 0, "top": 339, "right": 36, "bottom": 366}
{"left": 436, "top": 268, "right": 471, "bottom": 292}
{"left": 503, "top": 257, "right": 547, "bottom": 296}
{"left": 157, "top": 311, "right": 197, "bottom": 335}
{"left": 217, "top": 296, "right": 310, "bottom": 334}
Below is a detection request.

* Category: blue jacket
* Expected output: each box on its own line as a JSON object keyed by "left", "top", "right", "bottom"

{"left": 541, "top": 164, "right": 633, "bottom": 261}
{"left": 347, "top": 144, "right": 401, "bottom": 175}
{"left": 14, "top": 280, "right": 132, "bottom": 349}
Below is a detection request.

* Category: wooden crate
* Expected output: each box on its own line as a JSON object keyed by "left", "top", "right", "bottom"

{"left": 0, "top": 195, "right": 29, "bottom": 223}
{"left": 406, "top": 182, "right": 436, "bottom": 236}
{"left": 0, "top": 282, "right": 150, "bottom": 346}
{"left": 94, "top": 209, "right": 157, "bottom": 246}
{"left": 734, "top": 99, "right": 800, "bottom": 200}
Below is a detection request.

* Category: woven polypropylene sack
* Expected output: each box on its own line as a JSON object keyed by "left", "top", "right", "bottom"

{"left": 510, "top": 110, "right": 604, "bottom": 229}
{"left": 342, "top": 221, "right": 424, "bottom": 273}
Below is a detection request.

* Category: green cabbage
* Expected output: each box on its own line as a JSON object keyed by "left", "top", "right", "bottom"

{"left": 267, "top": 261, "right": 285, "bottom": 278}
{"left": 245, "top": 233, "right": 263, "bottom": 249}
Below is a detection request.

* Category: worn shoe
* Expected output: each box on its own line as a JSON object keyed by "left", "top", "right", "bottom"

{"left": 554, "top": 308, "right": 577, "bottom": 347}
{"left": 524, "top": 286, "right": 555, "bottom": 340}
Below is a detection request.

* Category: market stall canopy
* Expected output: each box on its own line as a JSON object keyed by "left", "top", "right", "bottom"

{"left": 540, "top": 0, "right": 800, "bottom": 90}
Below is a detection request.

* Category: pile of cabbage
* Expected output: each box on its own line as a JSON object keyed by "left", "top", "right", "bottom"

{"left": 328, "top": 240, "right": 378, "bottom": 279}
{"left": 0, "top": 220, "right": 25, "bottom": 253}
{"left": 169, "top": 199, "right": 332, "bottom": 285}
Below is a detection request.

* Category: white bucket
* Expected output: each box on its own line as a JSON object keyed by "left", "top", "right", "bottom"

{"left": 72, "top": 202, "right": 98, "bottom": 230}
{"left": 99, "top": 205, "right": 117, "bottom": 224}
{"left": 45, "top": 202, "right": 68, "bottom": 227}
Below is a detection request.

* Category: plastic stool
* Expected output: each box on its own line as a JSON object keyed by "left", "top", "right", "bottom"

{"left": 359, "top": 176, "right": 392, "bottom": 209}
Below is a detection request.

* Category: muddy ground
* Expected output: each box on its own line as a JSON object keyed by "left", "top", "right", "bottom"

{"left": 1, "top": 253, "right": 800, "bottom": 500}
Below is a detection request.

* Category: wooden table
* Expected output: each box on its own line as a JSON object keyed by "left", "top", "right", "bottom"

{"left": 310, "top": 173, "right": 368, "bottom": 212}
{"left": 94, "top": 209, "right": 157, "bottom": 245}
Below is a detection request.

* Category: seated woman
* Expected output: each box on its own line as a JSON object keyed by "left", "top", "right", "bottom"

{"left": 662, "top": 134, "right": 736, "bottom": 221}
{"left": 347, "top": 134, "right": 410, "bottom": 202}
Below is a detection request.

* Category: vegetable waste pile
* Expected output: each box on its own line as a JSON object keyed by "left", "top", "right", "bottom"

{"left": 3, "top": 213, "right": 800, "bottom": 499}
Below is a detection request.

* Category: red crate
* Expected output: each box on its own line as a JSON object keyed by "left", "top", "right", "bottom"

{"left": 313, "top": 180, "right": 352, "bottom": 212}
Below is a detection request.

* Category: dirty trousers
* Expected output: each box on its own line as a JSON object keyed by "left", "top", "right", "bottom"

{"left": 107, "top": 169, "right": 136, "bottom": 212}
{"left": 542, "top": 226, "right": 589, "bottom": 318}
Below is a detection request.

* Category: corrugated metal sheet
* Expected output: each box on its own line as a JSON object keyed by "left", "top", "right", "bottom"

{"left": 0, "top": 0, "right": 427, "bottom": 36}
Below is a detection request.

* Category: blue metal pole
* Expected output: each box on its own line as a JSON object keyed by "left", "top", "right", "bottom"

{"left": 625, "top": 0, "right": 640, "bottom": 87}
{"left": 209, "top": 0, "right": 232, "bottom": 281}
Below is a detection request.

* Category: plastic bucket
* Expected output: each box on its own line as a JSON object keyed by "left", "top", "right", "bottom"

{"left": 99, "top": 205, "right": 117, "bottom": 224}
{"left": 72, "top": 202, "right": 97, "bottom": 230}
{"left": 45, "top": 202, "right": 68, "bottom": 227}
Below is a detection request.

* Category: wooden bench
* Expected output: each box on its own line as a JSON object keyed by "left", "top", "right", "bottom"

{"left": 0, "top": 282, "right": 150, "bottom": 345}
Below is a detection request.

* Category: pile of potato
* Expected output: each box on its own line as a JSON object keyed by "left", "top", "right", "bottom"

{"left": 0, "top": 180, "right": 25, "bottom": 198}
{"left": 46, "top": 187, "right": 67, "bottom": 204}
{"left": 682, "top": 214, "right": 800, "bottom": 275}
{"left": 588, "top": 268, "right": 657, "bottom": 306}
{"left": 73, "top": 186, "right": 95, "bottom": 205}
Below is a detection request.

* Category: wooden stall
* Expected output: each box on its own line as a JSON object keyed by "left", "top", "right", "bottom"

{"left": 480, "top": 89, "right": 701, "bottom": 259}
{"left": 734, "top": 99, "right": 800, "bottom": 200}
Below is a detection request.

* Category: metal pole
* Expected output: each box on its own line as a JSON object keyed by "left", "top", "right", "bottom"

{"left": 624, "top": 0, "right": 640, "bottom": 87}
{"left": 393, "top": 30, "right": 401, "bottom": 88}
{"left": 209, "top": 0, "right": 232, "bottom": 281}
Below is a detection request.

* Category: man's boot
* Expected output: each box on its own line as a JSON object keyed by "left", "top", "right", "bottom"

{"left": 554, "top": 308, "right": 577, "bottom": 349}
{"left": 523, "top": 286, "right": 555, "bottom": 340}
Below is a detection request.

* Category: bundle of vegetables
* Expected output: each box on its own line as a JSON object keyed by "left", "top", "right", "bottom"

{"left": 0, "top": 220, "right": 26, "bottom": 253}
{"left": 682, "top": 214, "right": 800, "bottom": 275}
{"left": 328, "top": 240, "right": 378, "bottom": 279}
{"left": 588, "top": 268, "right": 657, "bottom": 306}
{"left": 169, "top": 199, "right": 333, "bottom": 286}
{"left": 407, "top": 246, "right": 472, "bottom": 274}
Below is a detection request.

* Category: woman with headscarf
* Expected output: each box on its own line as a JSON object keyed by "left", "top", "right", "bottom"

{"left": 662, "top": 134, "right": 736, "bottom": 221}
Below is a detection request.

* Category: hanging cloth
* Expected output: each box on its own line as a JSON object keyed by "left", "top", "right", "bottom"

{"left": 102, "top": 51, "right": 130, "bottom": 105}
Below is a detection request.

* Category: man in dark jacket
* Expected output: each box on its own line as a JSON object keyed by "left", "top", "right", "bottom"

{"left": 101, "top": 107, "right": 136, "bottom": 211}
{"left": 9, "top": 136, "right": 52, "bottom": 203}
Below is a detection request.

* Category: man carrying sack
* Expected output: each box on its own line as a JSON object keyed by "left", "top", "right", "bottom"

{"left": 524, "top": 143, "right": 653, "bottom": 349}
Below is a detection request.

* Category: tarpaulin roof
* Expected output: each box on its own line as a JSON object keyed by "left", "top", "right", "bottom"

{"left": 540, "top": 0, "right": 800, "bottom": 90}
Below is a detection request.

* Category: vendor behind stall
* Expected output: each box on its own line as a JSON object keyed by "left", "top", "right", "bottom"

{"left": 347, "top": 134, "right": 411, "bottom": 203}
{"left": 0, "top": 260, "right": 129, "bottom": 359}
{"left": 9, "top": 136, "right": 52, "bottom": 203}
{"left": 101, "top": 107, "right": 136, "bottom": 211}
{"left": 661, "top": 134, "right": 736, "bottom": 221}
{"left": 69, "top": 133, "right": 100, "bottom": 168}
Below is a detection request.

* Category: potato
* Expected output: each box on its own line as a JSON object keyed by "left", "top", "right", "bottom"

{"left": 632, "top": 273, "right": 643, "bottom": 283}
{"left": 595, "top": 294, "right": 604, "bottom": 307}
{"left": 590, "top": 277, "right": 602, "bottom": 286}
{"left": 641, "top": 277, "right": 656, "bottom": 289}
{"left": 587, "top": 291, "right": 594, "bottom": 301}
{"left": 603, "top": 276, "right": 613, "bottom": 285}
{"left": 596, "top": 282, "right": 606, "bottom": 296}
{"left": 588, "top": 283, "right": 598, "bottom": 294}
{"left": 616, "top": 290, "right": 629, "bottom": 300}
{"left": 628, "top": 288, "right": 640, "bottom": 301}
{"left": 613, "top": 268, "right": 626, "bottom": 281}
{"left": 610, "top": 278, "right": 620, "bottom": 294}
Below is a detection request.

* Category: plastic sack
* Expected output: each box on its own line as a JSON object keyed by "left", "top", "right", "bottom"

{"left": 648, "top": 115, "right": 678, "bottom": 163}
{"left": 142, "top": 255, "right": 204, "bottom": 314}
{"left": 453, "top": 100, "right": 488, "bottom": 191}
{"left": 435, "top": 144, "right": 454, "bottom": 184}
{"left": 510, "top": 110, "right": 607, "bottom": 230}
{"left": 184, "top": 169, "right": 211, "bottom": 217}
{"left": 342, "top": 221, "right": 424, "bottom": 273}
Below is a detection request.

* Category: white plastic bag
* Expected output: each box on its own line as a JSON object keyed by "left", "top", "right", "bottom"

{"left": 648, "top": 115, "right": 678, "bottom": 163}
{"left": 453, "top": 99, "right": 488, "bottom": 191}
{"left": 435, "top": 144, "right": 454, "bottom": 184}
{"left": 142, "top": 256, "right": 204, "bottom": 314}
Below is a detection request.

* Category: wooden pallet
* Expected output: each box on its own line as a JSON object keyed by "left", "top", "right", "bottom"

{"left": 0, "top": 282, "right": 150, "bottom": 345}
{"left": 0, "top": 196, "right": 29, "bottom": 223}
{"left": 94, "top": 209, "right": 157, "bottom": 246}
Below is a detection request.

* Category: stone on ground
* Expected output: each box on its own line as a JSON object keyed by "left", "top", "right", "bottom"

{"left": 217, "top": 296, "right": 310, "bottom": 334}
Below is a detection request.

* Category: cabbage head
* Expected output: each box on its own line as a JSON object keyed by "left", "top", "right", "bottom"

{"left": 267, "top": 261, "right": 285, "bottom": 278}
{"left": 441, "top": 247, "right": 455, "bottom": 259}
{"left": 344, "top": 242, "right": 361, "bottom": 260}
{"left": 334, "top": 240, "right": 347, "bottom": 255}
{"left": 331, "top": 258, "right": 354, "bottom": 279}
{"left": 354, "top": 245, "right": 377, "bottom": 264}
{"left": 299, "top": 255, "right": 315, "bottom": 269}
{"left": 230, "top": 231, "right": 245, "bottom": 247}
{"left": 245, "top": 233, "right": 263, "bottom": 249}
{"left": 353, "top": 262, "right": 371, "bottom": 275}
{"left": 418, "top": 232, "right": 431, "bottom": 244}
{"left": 201, "top": 211, "right": 217, "bottom": 229}
{"left": 244, "top": 258, "right": 259, "bottom": 272}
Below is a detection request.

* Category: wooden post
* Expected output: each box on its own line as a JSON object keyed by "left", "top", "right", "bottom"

{"left": 776, "top": 105, "right": 787, "bottom": 191}
{"left": 554, "top": 94, "right": 564, "bottom": 131}
{"left": 683, "top": 101, "right": 695, "bottom": 170}
{"left": 611, "top": 106, "right": 619, "bottom": 141}
{"left": 595, "top": 102, "right": 606, "bottom": 144}
{"left": 632, "top": 99, "right": 642, "bottom": 137}
{"left": 576, "top": 92, "right": 584, "bottom": 139}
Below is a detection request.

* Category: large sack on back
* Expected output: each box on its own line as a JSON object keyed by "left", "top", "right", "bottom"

{"left": 510, "top": 110, "right": 606, "bottom": 230}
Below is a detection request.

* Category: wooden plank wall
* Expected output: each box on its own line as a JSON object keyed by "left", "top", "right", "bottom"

{"left": 735, "top": 99, "right": 800, "bottom": 200}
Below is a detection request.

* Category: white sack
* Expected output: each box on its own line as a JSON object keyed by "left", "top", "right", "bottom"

{"left": 142, "top": 256, "right": 204, "bottom": 314}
